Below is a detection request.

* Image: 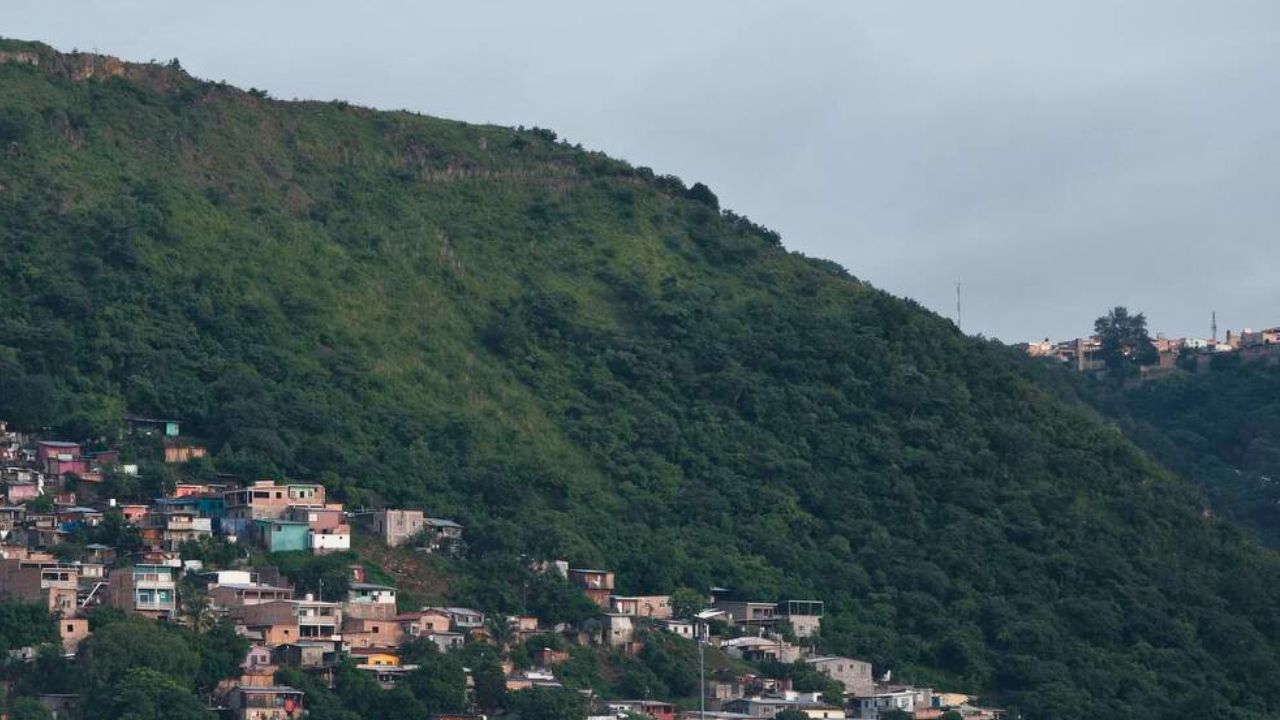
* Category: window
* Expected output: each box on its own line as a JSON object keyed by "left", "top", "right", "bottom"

{"left": 67, "top": 624, "right": 74, "bottom": 632}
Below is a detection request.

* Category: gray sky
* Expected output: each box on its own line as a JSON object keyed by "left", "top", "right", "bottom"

{"left": 4, "top": 1, "right": 1279, "bottom": 341}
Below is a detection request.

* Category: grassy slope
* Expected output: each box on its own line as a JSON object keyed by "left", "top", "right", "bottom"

{"left": 1, "top": 40, "right": 1278, "bottom": 718}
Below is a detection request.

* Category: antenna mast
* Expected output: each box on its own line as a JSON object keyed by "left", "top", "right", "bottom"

{"left": 956, "top": 282, "right": 963, "bottom": 332}
{"left": 1212, "top": 311, "right": 1218, "bottom": 343}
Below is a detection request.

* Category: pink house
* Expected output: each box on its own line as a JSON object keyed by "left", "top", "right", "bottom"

{"left": 35, "top": 441, "right": 80, "bottom": 465}
{"left": 7, "top": 483, "right": 40, "bottom": 504}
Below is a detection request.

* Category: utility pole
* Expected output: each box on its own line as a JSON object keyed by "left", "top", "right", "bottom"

{"left": 698, "top": 621, "right": 707, "bottom": 720}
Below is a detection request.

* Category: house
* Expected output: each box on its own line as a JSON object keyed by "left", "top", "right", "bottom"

{"left": 609, "top": 594, "right": 673, "bottom": 619}
{"left": 350, "top": 647, "right": 401, "bottom": 667}
{"left": 309, "top": 525, "right": 350, "bottom": 550}
{"left": 342, "top": 616, "right": 405, "bottom": 649}
{"left": 57, "top": 504, "right": 104, "bottom": 530}
{"left": 363, "top": 509, "right": 426, "bottom": 547}
{"left": 805, "top": 656, "right": 873, "bottom": 696}
{"left": 423, "top": 517, "right": 463, "bottom": 549}
{"left": 273, "top": 640, "right": 342, "bottom": 669}
{"left": 778, "top": 599, "right": 824, "bottom": 638}
{"left": 35, "top": 441, "right": 80, "bottom": 466}
{"left": 226, "top": 685, "right": 304, "bottom": 720}
{"left": 59, "top": 615, "right": 90, "bottom": 654}
{"left": 83, "top": 543, "right": 116, "bottom": 564}
{"left": 6, "top": 482, "right": 41, "bottom": 504}
{"left": 105, "top": 564, "right": 178, "bottom": 619}
{"left": 143, "top": 505, "right": 212, "bottom": 550}
{"left": 152, "top": 494, "right": 225, "bottom": 526}
{"left": 241, "top": 645, "right": 274, "bottom": 673}
{"left": 240, "top": 621, "right": 301, "bottom": 647}
{"left": 254, "top": 519, "right": 310, "bottom": 553}
{"left": 123, "top": 416, "right": 181, "bottom": 437}
{"left": 567, "top": 568, "right": 615, "bottom": 607}
{"left": 0, "top": 560, "right": 80, "bottom": 613}
{"left": 658, "top": 618, "right": 695, "bottom": 640}
{"left": 173, "top": 481, "right": 230, "bottom": 498}
{"left": 210, "top": 582, "right": 295, "bottom": 609}
{"left": 509, "top": 614, "right": 540, "bottom": 643}
{"left": 223, "top": 480, "right": 327, "bottom": 535}
{"left": 431, "top": 606, "right": 485, "bottom": 631}
{"left": 397, "top": 609, "right": 453, "bottom": 638}
{"left": 849, "top": 689, "right": 933, "bottom": 719}
{"left": 712, "top": 600, "right": 778, "bottom": 631}
{"left": 37, "top": 694, "right": 79, "bottom": 719}
{"left": 533, "top": 646, "right": 570, "bottom": 667}
{"left": 117, "top": 503, "right": 150, "bottom": 524}
{"left": 358, "top": 664, "right": 420, "bottom": 690}
{"left": 605, "top": 700, "right": 677, "bottom": 720}
{"left": 932, "top": 692, "right": 977, "bottom": 709}
{"left": 722, "top": 636, "right": 802, "bottom": 664}
{"left": 426, "top": 631, "right": 465, "bottom": 653}
{"left": 0, "top": 504, "right": 26, "bottom": 532}
{"left": 163, "top": 443, "right": 207, "bottom": 464}
{"left": 233, "top": 598, "right": 342, "bottom": 640}
{"left": 345, "top": 583, "right": 397, "bottom": 619}
{"left": 602, "top": 613, "right": 634, "bottom": 647}
{"left": 721, "top": 698, "right": 844, "bottom": 719}
{"left": 505, "top": 668, "right": 562, "bottom": 691}
{"left": 287, "top": 505, "right": 350, "bottom": 554}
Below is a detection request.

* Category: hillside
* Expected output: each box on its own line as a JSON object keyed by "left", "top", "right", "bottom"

{"left": 1082, "top": 360, "right": 1280, "bottom": 548}
{"left": 1, "top": 39, "right": 1278, "bottom": 719}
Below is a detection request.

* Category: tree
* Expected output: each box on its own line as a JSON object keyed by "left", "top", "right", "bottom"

{"left": 464, "top": 646, "right": 508, "bottom": 713}
{"left": 774, "top": 711, "right": 810, "bottom": 720}
{"left": 179, "top": 573, "right": 216, "bottom": 635}
{"left": 1094, "top": 306, "right": 1158, "bottom": 377}
{"left": 104, "top": 668, "right": 214, "bottom": 720}
{"left": 403, "top": 642, "right": 467, "bottom": 715}
{"left": 192, "top": 620, "right": 250, "bottom": 693}
{"left": 77, "top": 618, "right": 200, "bottom": 693}
{"left": 670, "top": 587, "right": 707, "bottom": 619}
{"left": 507, "top": 687, "right": 587, "bottom": 720}
{"left": 7, "top": 698, "right": 52, "bottom": 720}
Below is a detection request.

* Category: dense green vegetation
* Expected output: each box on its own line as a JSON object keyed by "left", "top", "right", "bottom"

{"left": 1, "top": 39, "right": 1279, "bottom": 718}
{"left": 0, "top": 603, "right": 246, "bottom": 720}
{"left": 1083, "top": 359, "right": 1280, "bottom": 548}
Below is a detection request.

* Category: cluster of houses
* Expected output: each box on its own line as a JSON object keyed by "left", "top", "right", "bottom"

{"left": 1023, "top": 322, "right": 1280, "bottom": 379}
{"left": 0, "top": 418, "right": 1002, "bottom": 720}
{"left": 0, "top": 420, "right": 467, "bottom": 719}
{"left": 517, "top": 571, "right": 1004, "bottom": 720}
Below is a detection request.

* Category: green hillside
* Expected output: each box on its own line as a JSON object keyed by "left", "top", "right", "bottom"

{"left": 1083, "top": 360, "right": 1280, "bottom": 548}
{"left": 1, "top": 40, "right": 1278, "bottom": 718}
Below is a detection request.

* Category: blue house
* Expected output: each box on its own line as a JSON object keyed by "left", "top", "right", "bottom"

{"left": 254, "top": 519, "right": 310, "bottom": 553}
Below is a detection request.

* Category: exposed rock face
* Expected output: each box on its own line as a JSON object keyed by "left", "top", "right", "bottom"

{"left": 0, "top": 42, "right": 188, "bottom": 92}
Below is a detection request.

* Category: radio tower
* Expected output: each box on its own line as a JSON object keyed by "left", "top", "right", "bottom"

{"left": 1212, "top": 311, "right": 1218, "bottom": 344}
{"left": 956, "top": 282, "right": 963, "bottom": 332}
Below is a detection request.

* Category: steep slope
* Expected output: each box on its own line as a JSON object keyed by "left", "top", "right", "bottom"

{"left": 1083, "top": 361, "right": 1280, "bottom": 548}
{"left": 0, "top": 40, "right": 1278, "bottom": 718}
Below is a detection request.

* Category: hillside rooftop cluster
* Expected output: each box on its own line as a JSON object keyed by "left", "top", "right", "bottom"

{"left": 0, "top": 416, "right": 1002, "bottom": 720}
{"left": 1022, "top": 322, "right": 1280, "bottom": 379}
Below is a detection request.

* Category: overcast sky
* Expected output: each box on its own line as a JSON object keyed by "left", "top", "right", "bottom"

{"left": 4, "top": 1, "right": 1278, "bottom": 341}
